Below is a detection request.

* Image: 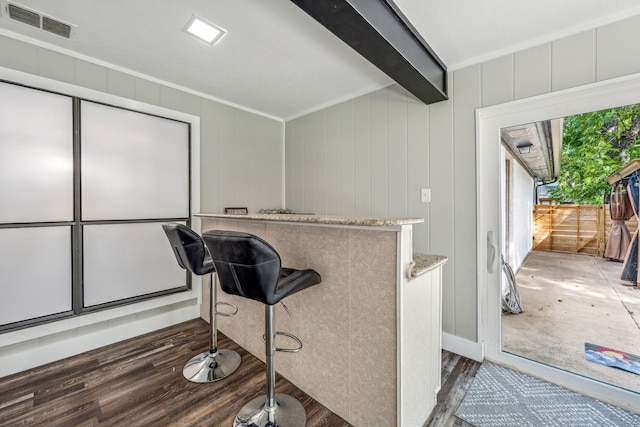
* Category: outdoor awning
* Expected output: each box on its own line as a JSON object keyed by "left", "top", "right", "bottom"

{"left": 500, "top": 119, "right": 563, "bottom": 182}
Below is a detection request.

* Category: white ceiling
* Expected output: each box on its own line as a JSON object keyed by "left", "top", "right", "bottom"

{"left": 2, "top": 0, "right": 640, "bottom": 121}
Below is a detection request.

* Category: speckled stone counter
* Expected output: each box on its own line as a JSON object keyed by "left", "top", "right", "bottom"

{"left": 410, "top": 253, "right": 448, "bottom": 278}
{"left": 195, "top": 213, "right": 442, "bottom": 426}
{"left": 196, "top": 212, "right": 423, "bottom": 227}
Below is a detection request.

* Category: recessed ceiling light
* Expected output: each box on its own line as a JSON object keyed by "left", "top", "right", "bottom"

{"left": 183, "top": 14, "right": 225, "bottom": 45}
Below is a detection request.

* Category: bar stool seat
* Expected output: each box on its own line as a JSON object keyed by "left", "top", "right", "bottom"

{"left": 162, "top": 223, "right": 241, "bottom": 383}
{"left": 203, "top": 230, "right": 321, "bottom": 427}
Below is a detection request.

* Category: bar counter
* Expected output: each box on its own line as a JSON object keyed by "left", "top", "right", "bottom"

{"left": 195, "top": 213, "right": 446, "bottom": 426}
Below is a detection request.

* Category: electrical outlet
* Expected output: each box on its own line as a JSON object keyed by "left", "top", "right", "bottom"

{"left": 421, "top": 188, "right": 431, "bottom": 203}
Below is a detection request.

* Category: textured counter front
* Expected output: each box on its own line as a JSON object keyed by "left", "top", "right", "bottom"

{"left": 195, "top": 213, "right": 443, "bottom": 426}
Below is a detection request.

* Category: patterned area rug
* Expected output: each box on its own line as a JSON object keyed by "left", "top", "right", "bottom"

{"left": 455, "top": 362, "right": 640, "bottom": 426}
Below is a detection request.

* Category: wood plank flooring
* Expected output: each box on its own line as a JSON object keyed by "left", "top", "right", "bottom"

{"left": 0, "top": 319, "right": 481, "bottom": 426}
{"left": 426, "top": 351, "right": 481, "bottom": 427}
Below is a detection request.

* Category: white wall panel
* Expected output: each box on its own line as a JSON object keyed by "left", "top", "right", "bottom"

{"left": 135, "top": 78, "right": 161, "bottom": 105}
{"left": 236, "top": 116, "right": 253, "bottom": 205}
{"left": 596, "top": 14, "right": 640, "bottom": 81}
{"left": 0, "top": 82, "right": 73, "bottom": 223}
{"left": 180, "top": 93, "right": 201, "bottom": 116}
{"left": 481, "top": 55, "right": 514, "bottom": 107}
{"left": 107, "top": 69, "right": 135, "bottom": 99}
{"left": 429, "top": 80, "right": 455, "bottom": 335}
{"left": 339, "top": 101, "right": 355, "bottom": 216}
{"left": 514, "top": 44, "right": 551, "bottom": 100}
{"left": 453, "top": 65, "right": 481, "bottom": 341}
{"left": 292, "top": 120, "right": 305, "bottom": 213}
{"left": 216, "top": 105, "right": 240, "bottom": 209}
{"left": 369, "top": 89, "right": 389, "bottom": 217}
{"left": 327, "top": 105, "right": 341, "bottom": 215}
{"left": 0, "top": 227, "right": 72, "bottom": 325}
{"left": 0, "top": 36, "right": 38, "bottom": 74}
{"left": 552, "top": 31, "right": 596, "bottom": 91}
{"left": 387, "top": 87, "right": 408, "bottom": 218}
{"left": 76, "top": 60, "right": 108, "bottom": 93}
{"left": 257, "top": 115, "right": 285, "bottom": 210}
{"left": 353, "top": 95, "right": 371, "bottom": 217}
{"left": 160, "top": 85, "right": 182, "bottom": 111}
{"left": 38, "top": 50, "right": 75, "bottom": 85}
{"left": 314, "top": 110, "right": 328, "bottom": 214}
{"left": 303, "top": 115, "right": 315, "bottom": 213}
{"left": 199, "top": 100, "right": 221, "bottom": 211}
{"left": 285, "top": 117, "right": 296, "bottom": 209}
{"left": 407, "top": 96, "right": 430, "bottom": 253}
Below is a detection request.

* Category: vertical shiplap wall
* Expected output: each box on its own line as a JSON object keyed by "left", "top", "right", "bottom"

{"left": 285, "top": 84, "right": 432, "bottom": 243}
{"left": 0, "top": 34, "right": 285, "bottom": 214}
{"left": 285, "top": 13, "right": 640, "bottom": 343}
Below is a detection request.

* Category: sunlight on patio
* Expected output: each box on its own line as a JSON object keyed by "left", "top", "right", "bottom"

{"left": 502, "top": 250, "right": 640, "bottom": 393}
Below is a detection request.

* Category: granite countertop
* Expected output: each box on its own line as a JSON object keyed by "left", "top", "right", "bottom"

{"left": 409, "top": 253, "right": 448, "bottom": 278}
{"left": 196, "top": 213, "right": 423, "bottom": 227}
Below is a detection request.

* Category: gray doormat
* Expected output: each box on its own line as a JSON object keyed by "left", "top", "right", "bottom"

{"left": 455, "top": 362, "right": 640, "bottom": 426}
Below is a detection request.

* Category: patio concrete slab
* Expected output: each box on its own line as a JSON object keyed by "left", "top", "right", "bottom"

{"left": 502, "top": 250, "right": 640, "bottom": 393}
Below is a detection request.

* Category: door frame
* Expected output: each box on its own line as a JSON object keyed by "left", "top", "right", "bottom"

{"left": 477, "top": 72, "right": 640, "bottom": 412}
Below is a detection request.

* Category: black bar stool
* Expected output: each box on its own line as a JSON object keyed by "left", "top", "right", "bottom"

{"left": 162, "top": 223, "right": 241, "bottom": 383}
{"left": 202, "top": 230, "right": 321, "bottom": 427}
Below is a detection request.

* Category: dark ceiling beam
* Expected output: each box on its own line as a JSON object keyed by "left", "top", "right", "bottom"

{"left": 291, "top": 0, "right": 448, "bottom": 104}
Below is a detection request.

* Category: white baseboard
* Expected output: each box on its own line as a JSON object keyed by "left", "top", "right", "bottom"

{"left": 0, "top": 299, "right": 199, "bottom": 377}
{"left": 442, "top": 332, "right": 484, "bottom": 362}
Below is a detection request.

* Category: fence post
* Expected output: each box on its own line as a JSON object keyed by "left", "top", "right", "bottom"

{"left": 576, "top": 206, "right": 581, "bottom": 253}
{"left": 598, "top": 204, "right": 606, "bottom": 257}
{"left": 550, "top": 205, "right": 554, "bottom": 250}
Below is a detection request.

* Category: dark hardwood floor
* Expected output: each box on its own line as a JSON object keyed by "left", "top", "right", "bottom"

{"left": 426, "top": 351, "right": 481, "bottom": 427}
{"left": 0, "top": 319, "right": 481, "bottom": 426}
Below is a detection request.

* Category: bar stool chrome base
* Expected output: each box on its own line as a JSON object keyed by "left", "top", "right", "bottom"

{"left": 233, "top": 393, "right": 306, "bottom": 427}
{"left": 182, "top": 348, "right": 241, "bottom": 383}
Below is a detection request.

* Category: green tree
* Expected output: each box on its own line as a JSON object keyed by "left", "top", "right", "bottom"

{"left": 549, "top": 104, "right": 640, "bottom": 204}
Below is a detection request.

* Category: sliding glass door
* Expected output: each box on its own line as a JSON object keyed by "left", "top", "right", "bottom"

{"left": 477, "top": 73, "right": 640, "bottom": 411}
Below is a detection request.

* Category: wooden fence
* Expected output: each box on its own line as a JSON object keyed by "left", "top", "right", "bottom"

{"left": 533, "top": 204, "right": 638, "bottom": 257}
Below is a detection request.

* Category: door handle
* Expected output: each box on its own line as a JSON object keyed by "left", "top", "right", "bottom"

{"left": 487, "top": 231, "right": 496, "bottom": 273}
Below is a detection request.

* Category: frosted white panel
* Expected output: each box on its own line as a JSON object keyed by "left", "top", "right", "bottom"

{"left": 0, "top": 227, "right": 72, "bottom": 325}
{"left": 81, "top": 101, "right": 189, "bottom": 220}
{"left": 0, "top": 82, "right": 73, "bottom": 223}
{"left": 83, "top": 222, "right": 186, "bottom": 306}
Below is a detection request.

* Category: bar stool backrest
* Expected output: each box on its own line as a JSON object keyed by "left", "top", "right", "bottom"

{"left": 202, "top": 230, "right": 283, "bottom": 305}
{"left": 162, "top": 223, "right": 215, "bottom": 275}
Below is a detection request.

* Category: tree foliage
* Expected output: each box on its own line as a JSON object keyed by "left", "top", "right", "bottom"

{"left": 549, "top": 104, "right": 640, "bottom": 204}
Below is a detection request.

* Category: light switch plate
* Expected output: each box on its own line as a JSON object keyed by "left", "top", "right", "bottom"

{"left": 421, "top": 188, "right": 431, "bottom": 203}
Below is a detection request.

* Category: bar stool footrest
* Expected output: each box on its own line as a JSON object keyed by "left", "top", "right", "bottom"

{"left": 215, "top": 301, "right": 238, "bottom": 317}
{"left": 261, "top": 331, "right": 303, "bottom": 353}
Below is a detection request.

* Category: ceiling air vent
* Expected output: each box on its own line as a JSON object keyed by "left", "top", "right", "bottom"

{"left": 42, "top": 16, "right": 72, "bottom": 38}
{"left": 1, "top": 0, "right": 76, "bottom": 38}
{"left": 7, "top": 3, "right": 38, "bottom": 27}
